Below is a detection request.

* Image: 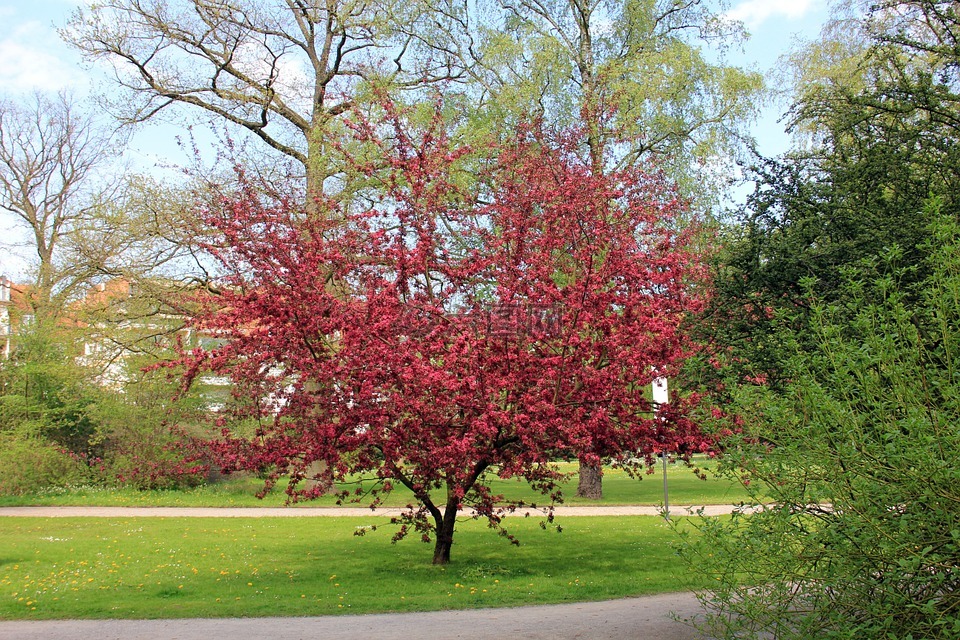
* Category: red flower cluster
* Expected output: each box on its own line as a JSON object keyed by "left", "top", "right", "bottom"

{"left": 182, "top": 103, "right": 712, "bottom": 563}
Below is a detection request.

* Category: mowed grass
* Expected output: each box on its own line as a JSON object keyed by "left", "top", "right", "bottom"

{"left": 0, "top": 515, "right": 705, "bottom": 620}
{"left": 0, "top": 459, "right": 750, "bottom": 508}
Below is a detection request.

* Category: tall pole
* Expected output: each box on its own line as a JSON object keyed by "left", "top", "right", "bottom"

{"left": 652, "top": 377, "right": 670, "bottom": 520}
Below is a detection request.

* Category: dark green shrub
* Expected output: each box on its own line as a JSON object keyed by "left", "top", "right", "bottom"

{"left": 683, "top": 213, "right": 960, "bottom": 639}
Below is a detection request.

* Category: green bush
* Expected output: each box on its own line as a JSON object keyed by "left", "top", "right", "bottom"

{"left": 0, "top": 328, "right": 211, "bottom": 494}
{"left": 683, "top": 212, "right": 960, "bottom": 639}
{"left": 100, "top": 422, "right": 210, "bottom": 490}
{"left": 93, "top": 364, "right": 213, "bottom": 490}
{"left": 0, "top": 435, "right": 90, "bottom": 494}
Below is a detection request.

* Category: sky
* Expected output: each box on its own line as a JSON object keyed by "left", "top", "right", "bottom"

{"left": 0, "top": 0, "right": 832, "bottom": 279}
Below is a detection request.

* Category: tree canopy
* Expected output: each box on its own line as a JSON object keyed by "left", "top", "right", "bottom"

{"left": 181, "top": 102, "right": 711, "bottom": 564}
{"left": 469, "top": 0, "right": 762, "bottom": 207}
{"left": 0, "top": 93, "right": 121, "bottom": 320}
{"left": 64, "top": 0, "right": 762, "bottom": 214}
{"left": 694, "top": 0, "right": 960, "bottom": 387}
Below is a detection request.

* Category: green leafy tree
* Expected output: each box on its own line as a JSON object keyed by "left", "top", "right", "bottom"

{"left": 682, "top": 208, "right": 960, "bottom": 640}
{"left": 679, "top": 9, "right": 960, "bottom": 633}
{"left": 782, "top": 0, "right": 960, "bottom": 290}
{"left": 469, "top": 0, "right": 761, "bottom": 206}
{"left": 694, "top": 0, "right": 960, "bottom": 389}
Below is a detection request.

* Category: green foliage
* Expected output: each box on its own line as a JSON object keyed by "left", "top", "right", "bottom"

{"left": 0, "top": 436, "right": 90, "bottom": 495}
{"left": 697, "top": 2, "right": 960, "bottom": 388}
{"left": 89, "top": 362, "right": 211, "bottom": 491}
{"left": 682, "top": 212, "right": 960, "bottom": 639}
{"left": 0, "top": 331, "right": 96, "bottom": 493}
{"left": 0, "top": 328, "right": 102, "bottom": 458}
{"left": 466, "top": 0, "right": 762, "bottom": 211}
{"left": 0, "top": 322, "right": 210, "bottom": 494}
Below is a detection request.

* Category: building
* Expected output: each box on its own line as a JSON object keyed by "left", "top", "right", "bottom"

{"left": 0, "top": 275, "right": 231, "bottom": 406}
{"left": 0, "top": 276, "right": 10, "bottom": 359}
{"left": 0, "top": 276, "right": 30, "bottom": 359}
{"left": 72, "top": 278, "right": 232, "bottom": 407}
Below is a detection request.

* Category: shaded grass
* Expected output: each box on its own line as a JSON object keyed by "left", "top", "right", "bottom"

{"left": 0, "top": 459, "right": 751, "bottom": 508}
{"left": 0, "top": 515, "right": 706, "bottom": 620}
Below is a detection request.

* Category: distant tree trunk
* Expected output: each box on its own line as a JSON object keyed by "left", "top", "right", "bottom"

{"left": 576, "top": 460, "right": 603, "bottom": 499}
{"left": 304, "top": 460, "right": 334, "bottom": 495}
{"left": 304, "top": 125, "right": 327, "bottom": 217}
{"left": 433, "top": 498, "right": 459, "bottom": 565}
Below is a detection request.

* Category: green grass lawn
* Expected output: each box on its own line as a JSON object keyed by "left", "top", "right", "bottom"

{"left": 0, "top": 459, "right": 750, "bottom": 508}
{"left": 0, "top": 515, "right": 706, "bottom": 620}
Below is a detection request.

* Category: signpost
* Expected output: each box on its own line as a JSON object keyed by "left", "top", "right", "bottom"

{"left": 652, "top": 377, "right": 670, "bottom": 520}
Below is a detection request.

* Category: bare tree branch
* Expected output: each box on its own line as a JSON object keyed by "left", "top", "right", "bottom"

{"left": 63, "top": 0, "right": 473, "bottom": 197}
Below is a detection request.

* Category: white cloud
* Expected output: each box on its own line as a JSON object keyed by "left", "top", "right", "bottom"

{"left": 726, "top": 0, "right": 823, "bottom": 29}
{"left": 0, "top": 22, "right": 81, "bottom": 93}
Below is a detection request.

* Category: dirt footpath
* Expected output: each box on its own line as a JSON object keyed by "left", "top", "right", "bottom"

{"left": 0, "top": 591, "right": 714, "bottom": 640}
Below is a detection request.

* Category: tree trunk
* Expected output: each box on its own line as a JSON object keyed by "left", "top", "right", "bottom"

{"left": 305, "top": 130, "right": 326, "bottom": 218}
{"left": 304, "top": 460, "right": 333, "bottom": 495}
{"left": 432, "top": 499, "right": 459, "bottom": 565}
{"left": 576, "top": 460, "right": 603, "bottom": 499}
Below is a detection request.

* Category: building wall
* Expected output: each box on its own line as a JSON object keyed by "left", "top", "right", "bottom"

{"left": 0, "top": 276, "right": 12, "bottom": 358}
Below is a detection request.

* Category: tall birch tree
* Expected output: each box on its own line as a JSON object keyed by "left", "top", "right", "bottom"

{"left": 464, "top": 0, "right": 762, "bottom": 497}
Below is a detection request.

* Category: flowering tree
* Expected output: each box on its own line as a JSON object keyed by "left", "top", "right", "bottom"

{"left": 182, "top": 104, "right": 711, "bottom": 564}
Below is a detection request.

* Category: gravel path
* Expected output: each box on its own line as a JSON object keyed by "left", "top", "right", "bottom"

{"left": 0, "top": 592, "right": 714, "bottom": 640}
{"left": 0, "top": 504, "right": 754, "bottom": 517}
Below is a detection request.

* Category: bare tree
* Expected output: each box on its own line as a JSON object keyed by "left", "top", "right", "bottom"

{"left": 63, "top": 0, "right": 469, "bottom": 201}
{"left": 0, "top": 93, "right": 120, "bottom": 320}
